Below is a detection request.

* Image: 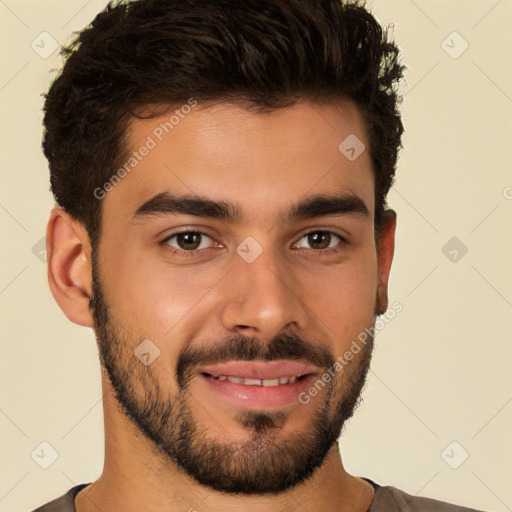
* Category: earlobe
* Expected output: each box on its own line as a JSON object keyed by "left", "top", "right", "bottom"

{"left": 375, "top": 209, "right": 397, "bottom": 316}
{"left": 46, "top": 207, "right": 94, "bottom": 327}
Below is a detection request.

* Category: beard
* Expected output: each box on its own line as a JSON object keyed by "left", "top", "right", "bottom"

{"left": 89, "top": 256, "right": 376, "bottom": 495}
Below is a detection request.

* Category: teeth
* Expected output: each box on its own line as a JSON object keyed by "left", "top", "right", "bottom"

{"left": 213, "top": 375, "right": 300, "bottom": 386}
{"left": 243, "top": 378, "right": 262, "bottom": 386}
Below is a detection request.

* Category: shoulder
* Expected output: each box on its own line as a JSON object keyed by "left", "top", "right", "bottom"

{"left": 30, "top": 484, "right": 90, "bottom": 512}
{"left": 365, "top": 479, "right": 485, "bottom": 512}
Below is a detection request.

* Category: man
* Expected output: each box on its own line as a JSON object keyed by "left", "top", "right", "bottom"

{"left": 33, "top": 0, "right": 483, "bottom": 510}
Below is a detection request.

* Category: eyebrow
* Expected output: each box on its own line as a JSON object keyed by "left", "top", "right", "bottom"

{"left": 132, "top": 191, "right": 369, "bottom": 224}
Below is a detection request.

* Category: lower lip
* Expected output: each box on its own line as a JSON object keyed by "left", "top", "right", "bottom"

{"left": 199, "top": 373, "right": 318, "bottom": 410}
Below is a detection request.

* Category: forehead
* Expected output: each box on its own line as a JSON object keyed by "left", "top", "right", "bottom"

{"left": 105, "top": 99, "right": 375, "bottom": 222}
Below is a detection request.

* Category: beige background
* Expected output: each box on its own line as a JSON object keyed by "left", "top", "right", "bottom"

{"left": 1, "top": 1, "right": 511, "bottom": 511}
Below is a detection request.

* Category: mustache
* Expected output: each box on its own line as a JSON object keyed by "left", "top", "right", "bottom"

{"left": 176, "top": 333, "right": 335, "bottom": 389}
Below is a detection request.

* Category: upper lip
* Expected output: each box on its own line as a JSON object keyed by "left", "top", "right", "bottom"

{"left": 198, "top": 360, "right": 318, "bottom": 380}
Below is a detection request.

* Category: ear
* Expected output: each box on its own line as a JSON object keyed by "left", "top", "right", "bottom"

{"left": 375, "top": 209, "right": 397, "bottom": 316}
{"left": 46, "top": 207, "right": 94, "bottom": 327}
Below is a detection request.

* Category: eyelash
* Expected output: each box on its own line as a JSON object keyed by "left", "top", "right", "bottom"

{"left": 160, "top": 229, "right": 347, "bottom": 258}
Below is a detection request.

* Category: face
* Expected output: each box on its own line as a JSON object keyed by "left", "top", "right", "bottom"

{"left": 90, "top": 100, "right": 392, "bottom": 494}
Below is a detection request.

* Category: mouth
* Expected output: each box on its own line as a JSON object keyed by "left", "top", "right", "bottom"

{"left": 196, "top": 360, "right": 319, "bottom": 410}
{"left": 203, "top": 374, "right": 305, "bottom": 386}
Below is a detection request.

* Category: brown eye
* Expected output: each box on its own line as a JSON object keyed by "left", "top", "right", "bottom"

{"left": 175, "top": 232, "right": 202, "bottom": 250}
{"left": 163, "top": 231, "right": 214, "bottom": 252}
{"left": 295, "top": 231, "right": 343, "bottom": 251}
{"left": 307, "top": 232, "right": 331, "bottom": 250}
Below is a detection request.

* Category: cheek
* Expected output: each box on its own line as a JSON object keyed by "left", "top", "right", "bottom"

{"left": 99, "top": 227, "right": 377, "bottom": 359}
{"left": 304, "top": 250, "right": 378, "bottom": 344}
{"left": 98, "top": 236, "right": 225, "bottom": 342}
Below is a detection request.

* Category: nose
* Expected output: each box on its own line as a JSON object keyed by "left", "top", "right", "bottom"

{"left": 220, "top": 245, "right": 309, "bottom": 342}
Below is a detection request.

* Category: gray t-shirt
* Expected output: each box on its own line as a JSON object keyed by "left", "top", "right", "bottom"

{"left": 31, "top": 478, "right": 484, "bottom": 511}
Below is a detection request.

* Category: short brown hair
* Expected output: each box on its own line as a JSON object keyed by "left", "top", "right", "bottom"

{"left": 43, "top": 0, "right": 405, "bottom": 246}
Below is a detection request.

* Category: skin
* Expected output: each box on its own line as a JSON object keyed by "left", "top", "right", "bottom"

{"left": 47, "top": 99, "right": 396, "bottom": 512}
